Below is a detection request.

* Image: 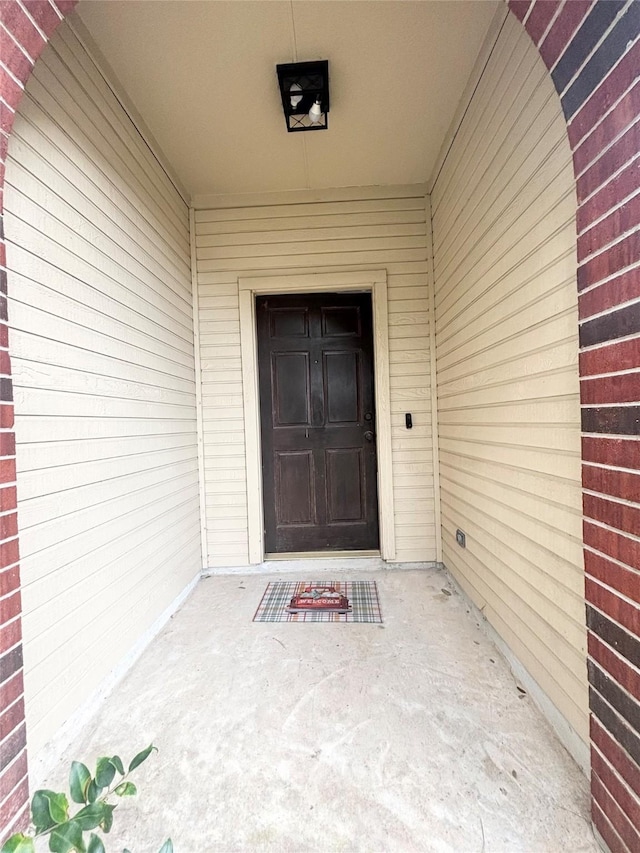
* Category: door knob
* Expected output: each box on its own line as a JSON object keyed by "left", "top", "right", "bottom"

{"left": 364, "top": 431, "right": 374, "bottom": 442}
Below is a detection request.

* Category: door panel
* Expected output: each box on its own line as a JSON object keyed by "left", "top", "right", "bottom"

{"left": 257, "top": 292, "right": 379, "bottom": 553}
{"left": 326, "top": 448, "right": 364, "bottom": 523}
{"left": 275, "top": 451, "right": 314, "bottom": 525}
{"left": 324, "top": 351, "right": 361, "bottom": 423}
{"left": 272, "top": 352, "right": 310, "bottom": 425}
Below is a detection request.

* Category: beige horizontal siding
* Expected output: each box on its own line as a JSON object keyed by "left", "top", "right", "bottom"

{"left": 431, "top": 15, "right": 586, "bottom": 748}
{"left": 195, "top": 188, "right": 435, "bottom": 566}
{"left": 4, "top": 24, "right": 200, "bottom": 759}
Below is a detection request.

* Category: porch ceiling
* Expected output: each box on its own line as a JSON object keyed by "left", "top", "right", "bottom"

{"left": 73, "top": 0, "right": 501, "bottom": 200}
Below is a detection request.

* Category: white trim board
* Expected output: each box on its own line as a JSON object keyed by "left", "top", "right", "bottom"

{"left": 202, "top": 559, "right": 437, "bottom": 576}
{"left": 238, "top": 269, "right": 396, "bottom": 564}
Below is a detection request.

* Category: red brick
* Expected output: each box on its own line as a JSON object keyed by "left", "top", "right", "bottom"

{"left": 21, "top": 0, "right": 62, "bottom": 37}
{"left": 592, "top": 769, "right": 640, "bottom": 852}
{"left": 0, "top": 749, "right": 26, "bottom": 803}
{"left": 580, "top": 338, "right": 640, "bottom": 375}
{"left": 0, "top": 719, "right": 23, "bottom": 767}
{"left": 587, "top": 576, "right": 640, "bottom": 637}
{"left": 590, "top": 632, "right": 640, "bottom": 703}
{"left": 0, "top": 618, "right": 21, "bottom": 656}
{"left": 578, "top": 123, "right": 640, "bottom": 204}
{"left": 581, "top": 373, "right": 640, "bottom": 405}
{"left": 569, "top": 41, "right": 640, "bottom": 149}
{"left": 584, "top": 493, "right": 640, "bottom": 539}
{"left": 586, "top": 551, "right": 640, "bottom": 615}
{"left": 574, "top": 81, "right": 640, "bottom": 176}
{"left": 0, "top": 486, "right": 17, "bottom": 512}
{"left": 0, "top": 351, "right": 10, "bottom": 374}
{"left": 0, "top": 66, "right": 23, "bottom": 113}
{"left": 0, "top": 432, "right": 15, "bottom": 456}
{"left": 0, "top": 801, "right": 29, "bottom": 844}
{"left": 0, "top": 28, "right": 33, "bottom": 84}
{"left": 508, "top": 0, "right": 532, "bottom": 24}
{"left": 0, "top": 589, "right": 20, "bottom": 623}
{"left": 578, "top": 195, "right": 640, "bottom": 264}
{"left": 577, "top": 232, "right": 640, "bottom": 290}
{"left": 539, "top": 0, "right": 593, "bottom": 71}
{"left": 0, "top": 513, "right": 17, "bottom": 541}
{"left": 0, "top": 564, "right": 19, "bottom": 597}
{"left": 592, "top": 798, "right": 629, "bottom": 853}
{"left": 0, "top": 405, "right": 14, "bottom": 429}
{"left": 584, "top": 521, "right": 640, "bottom": 574}
{"left": 0, "top": 671, "right": 22, "bottom": 716}
{"left": 0, "top": 696, "right": 23, "bottom": 741}
{"left": 0, "top": 777, "right": 28, "bottom": 831}
{"left": 592, "top": 715, "right": 640, "bottom": 801}
{"left": 583, "top": 465, "right": 640, "bottom": 503}
{"left": 0, "top": 457, "right": 16, "bottom": 482}
{"left": 0, "top": 536, "right": 19, "bottom": 569}
{"left": 0, "top": 95, "right": 16, "bottom": 139}
{"left": 0, "top": 1, "right": 45, "bottom": 66}
{"left": 523, "top": 0, "right": 560, "bottom": 46}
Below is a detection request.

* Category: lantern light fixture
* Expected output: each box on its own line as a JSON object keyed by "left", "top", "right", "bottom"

{"left": 276, "top": 60, "right": 329, "bottom": 132}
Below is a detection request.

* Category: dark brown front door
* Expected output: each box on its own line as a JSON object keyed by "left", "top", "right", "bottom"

{"left": 257, "top": 292, "right": 379, "bottom": 553}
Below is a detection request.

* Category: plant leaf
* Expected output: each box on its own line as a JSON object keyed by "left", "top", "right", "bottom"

{"left": 114, "top": 782, "right": 137, "bottom": 797}
{"left": 158, "top": 841, "right": 173, "bottom": 853}
{"left": 32, "top": 790, "right": 68, "bottom": 832}
{"left": 110, "top": 755, "right": 125, "bottom": 776}
{"left": 0, "top": 834, "right": 36, "bottom": 853}
{"left": 69, "top": 762, "right": 92, "bottom": 805}
{"left": 86, "top": 835, "right": 105, "bottom": 853}
{"left": 95, "top": 758, "right": 116, "bottom": 789}
{"left": 99, "top": 803, "right": 115, "bottom": 834}
{"left": 86, "top": 780, "right": 101, "bottom": 804}
{"left": 47, "top": 820, "right": 84, "bottom": 853}
{"left": 73, "top": 803, "right": 110, "bottom": 831}
{"left": 128, "top": 744, "right": 156, "bottom": 773}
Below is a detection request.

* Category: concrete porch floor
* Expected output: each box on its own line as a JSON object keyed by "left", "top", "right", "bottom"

{"left": 43, "top": 567, "right": 598, "bottom": 852}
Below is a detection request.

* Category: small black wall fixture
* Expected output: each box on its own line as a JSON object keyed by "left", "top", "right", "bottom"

{"left": 276, "top": 60, "right": 329, "bottom": 132}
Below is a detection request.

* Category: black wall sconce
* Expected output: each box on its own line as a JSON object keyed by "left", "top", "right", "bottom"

{"left": 276, "top": 60, "right": 329, "bottom": 132}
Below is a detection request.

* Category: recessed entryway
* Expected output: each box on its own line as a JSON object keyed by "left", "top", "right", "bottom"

{"left": 239, "top": 270, "right": 396, "bottom": 564}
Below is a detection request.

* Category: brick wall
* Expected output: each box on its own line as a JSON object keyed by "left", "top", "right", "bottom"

{"left": 510, "top": 1, "right": 640, "bottom": 851}
{"left": 0, "top": 0, "right": 638, "bottom": 845}
{"left": 0, "top": 0, "right": 76, "bottom": 839}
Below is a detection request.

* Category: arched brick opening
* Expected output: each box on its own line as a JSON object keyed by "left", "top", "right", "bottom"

{"left": 0, "top": 0, "right": 637, "bottom": 845}
{"left": 510, "top": 2, "right": 640, "bottom": 850}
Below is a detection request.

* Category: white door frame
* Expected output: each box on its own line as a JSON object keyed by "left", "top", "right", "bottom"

{"left": 238, "top": 269, "right": 396, "bottom": 564}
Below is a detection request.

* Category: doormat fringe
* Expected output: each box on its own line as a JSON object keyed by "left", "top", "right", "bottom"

{"left": 253, "top": 580, "right": 382, "bottom": 623}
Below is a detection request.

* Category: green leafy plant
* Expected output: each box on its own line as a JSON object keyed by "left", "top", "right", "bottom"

{"left": 1, "top": 745, "right": 172, "bottom": 853}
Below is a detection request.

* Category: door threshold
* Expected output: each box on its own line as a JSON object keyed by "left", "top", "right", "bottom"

{"left": 265, "top": 550, "right": 380, "bottom": 561}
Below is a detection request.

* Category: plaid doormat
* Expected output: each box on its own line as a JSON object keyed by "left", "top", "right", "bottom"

{"left": 253, "top": 580, "right": 382, "bottom": 623}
